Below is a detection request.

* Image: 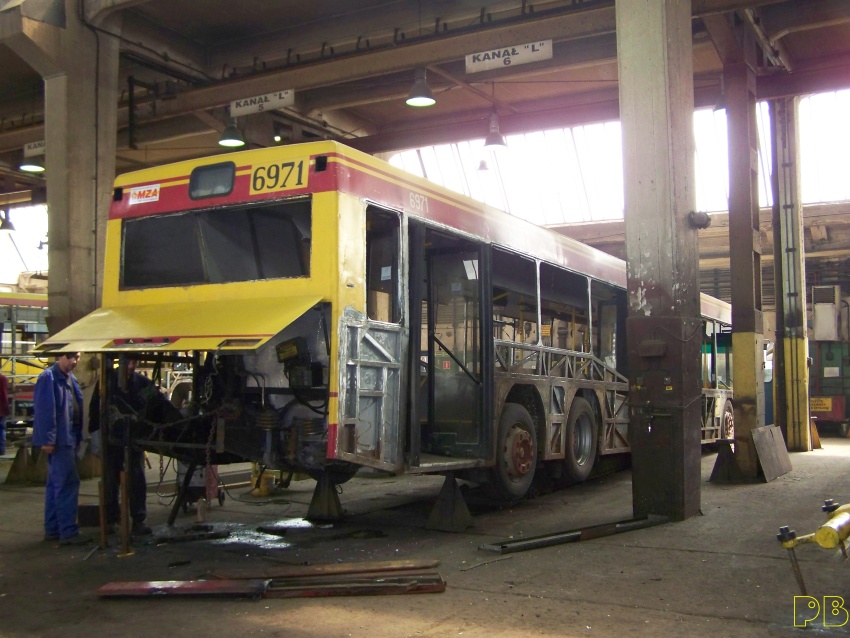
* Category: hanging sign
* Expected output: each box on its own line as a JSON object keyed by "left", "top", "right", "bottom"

{"left": 230, "top": 90, "right": 294, "bottom": 117}
{"left": 465, "top": 40, "right": 552, "bottom": 73}
{"left": 24, "top": 140, "right": 46, "bottom": 157}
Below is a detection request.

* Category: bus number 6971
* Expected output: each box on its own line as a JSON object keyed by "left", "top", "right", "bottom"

{"left": 409, "top": 192, "right": 429, "bottom": 213}
{"left": 251, "top": 160, "right": 305, "bottom": 193}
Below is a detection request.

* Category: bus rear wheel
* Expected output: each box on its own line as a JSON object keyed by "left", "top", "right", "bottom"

{"left": 563, "top": 397, "right": 598, "bottom": 484}
{"left": 486, "top": 403, "right": 537, "bottom": 502}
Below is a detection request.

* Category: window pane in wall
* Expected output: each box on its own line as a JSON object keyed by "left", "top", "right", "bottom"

{"left": 799, "top": 89, "right": 850, "bottom": 203}
{"left": 694, "top": 108, "right": 729, "bottom": 212}
{"left": 388, "top": 90, "right": 847, "bottom": 227}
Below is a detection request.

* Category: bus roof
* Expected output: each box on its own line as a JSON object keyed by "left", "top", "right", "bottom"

{"left": 109, "top": 140, "right": 729, "bottom": 323}
{"left": 110, "top": 141, "right": 629, "bottom": 288}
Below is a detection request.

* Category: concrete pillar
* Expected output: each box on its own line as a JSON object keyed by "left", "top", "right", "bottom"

{"left": 1, "top": 1, "right": 120, "bottom": 333}
{"left": 725, "top": 31, "right": 765, "bottom": 477}
{"left": 617, "top": 0, "right": 702, "bottom": 521}
{"left": 770, "top": 98, "right": 810, "bottom": 451}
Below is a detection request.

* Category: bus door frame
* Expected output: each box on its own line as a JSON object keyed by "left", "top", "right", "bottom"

{"left": 406, "top": 223, "right": 493, "bottom": 468}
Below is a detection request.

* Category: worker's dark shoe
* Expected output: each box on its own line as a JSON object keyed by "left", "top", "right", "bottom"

{"left": 131, "top": 521, "right": 152, "bottom": 536}
{"left": 59, "top": 534, "right": 93, "bottom": 546}
{"left": 43, "top": 533, "right": 59, "bottom": 542}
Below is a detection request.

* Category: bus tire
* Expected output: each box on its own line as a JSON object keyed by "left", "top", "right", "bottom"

{"left": 722, "top": 400, "right": 735, "bottom": 441}
{"left": 486, "top": 403, "right": 537, "bottom": 502}
{"left": 563, "top": 397, "right": 598, "bottom": 484}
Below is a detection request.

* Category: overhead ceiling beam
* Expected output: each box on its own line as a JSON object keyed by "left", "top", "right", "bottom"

{"left": 297, "top": 32, "right": 621, "bottom": 115}
{"left": 548, "top": 201, "right": 850, "bottom": 241}
{"left": 84, "top": 0, "right": 152, "bottom": 25}
{"left": 2, "top": 1, "right": 849, "bottom": 156}
{"left": 4, "top": 49, "right": 846, "bottom": 157}
{"left": 757, "top": 55, "right": 850, "bottom": 98}
{"left": 115, "top": 0, "right": 850, "bottom": 126}
{"left": 759, "top": 0, "right": 850, "bottom": 42}
{"left": 0, "top": 189, "right": 33, "bottom": 206}
{"left": 207, "top": 0, "right": 789, "bottom": 72}
{"left": 425, "top": 65, "right": 518, "bottom": 114}
{"left": 119, "top": 17, "right": 210, "bottom": 83}
{"left": 143, "top": 7, "right": 622, "bottom": 121}
{"left": 692, "top": 0, "right": 789, "bottom": 15}
{"left": 703, "top": 13, "right": 743, "bottom": 65}
{"left": 699, "top": 248, "right": 850, "bottom": 269}
{"left": 115, "top": 114, "right": 213, "bottom": 149}
{"left": 809, "top": 223, "right": 830, "bottom": 244}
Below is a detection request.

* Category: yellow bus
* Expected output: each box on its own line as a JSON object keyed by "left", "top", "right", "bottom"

{"left": 37, "top": 141, "right": 732, "bottom": 516}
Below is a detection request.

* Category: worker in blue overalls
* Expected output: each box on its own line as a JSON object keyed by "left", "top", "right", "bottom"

{"left": 32, "top": 352, "right": 89, "bottom": 546}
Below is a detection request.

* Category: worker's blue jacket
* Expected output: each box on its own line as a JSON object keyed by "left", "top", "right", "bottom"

{"left": 32, "top": 363, "right": 83, "bottom": 449}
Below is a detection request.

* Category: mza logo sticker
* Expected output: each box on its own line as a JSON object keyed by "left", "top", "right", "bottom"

{"left": 128, "top": 184, "right": 161, "bottom": 205}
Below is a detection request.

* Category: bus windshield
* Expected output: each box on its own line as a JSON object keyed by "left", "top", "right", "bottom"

{"left": 121, "top": 198, "right": 312, "bottom": 288}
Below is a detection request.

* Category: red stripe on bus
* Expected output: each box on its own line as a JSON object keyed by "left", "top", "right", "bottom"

{"left": 326, "top": 422, "right": 338, "bottom": 459}
{"left": 111, "top": 162, "right": 331, "bottom": 219}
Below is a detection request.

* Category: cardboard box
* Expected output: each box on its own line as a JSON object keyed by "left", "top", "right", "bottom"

{"left": 368, "top": 291, "right": 390, "bottom": 322}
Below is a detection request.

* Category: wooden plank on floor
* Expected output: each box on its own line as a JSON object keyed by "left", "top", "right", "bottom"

{"left": 210, "top": 558, "right": 440, "bottom": 580}
{"left": 264, "top": 572, "right": 446, "bottom": 598}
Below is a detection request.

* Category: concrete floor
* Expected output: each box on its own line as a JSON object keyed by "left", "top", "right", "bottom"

{"left": 0, "top": 435, "right": 849, "bottom": 638}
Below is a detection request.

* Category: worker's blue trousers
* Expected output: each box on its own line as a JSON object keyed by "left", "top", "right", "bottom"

{"left": 44, "top": 447, "right": 80, "bottom": 540}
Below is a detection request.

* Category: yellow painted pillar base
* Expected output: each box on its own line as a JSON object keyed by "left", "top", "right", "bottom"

{"left": 783, "top": 336, "right": 811, "bottom": 451}
{"left": 732, "top": 331, "right": 766, "bottom": 477}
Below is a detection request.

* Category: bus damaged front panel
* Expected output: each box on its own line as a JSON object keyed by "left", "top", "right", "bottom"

{"left": 76, "top": 301, "right": 360, "bottom": 482}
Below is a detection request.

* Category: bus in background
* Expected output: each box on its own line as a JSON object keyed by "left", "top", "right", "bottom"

{"left": 701, "top": 320, "right": 735, "bottom": 442}
{"left": 0, "top": 292, "right": 49, "bottom": 435}
{"left": 36, "top": 141, "right": 732, "bottom": 517}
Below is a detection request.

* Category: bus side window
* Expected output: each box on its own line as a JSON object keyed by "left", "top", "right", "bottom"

{"left": 492, "top": 248, "right": 538, "bottom": 350}
{"left": 366, "top": 207, "right": 400, "bottom": 323}
{"left": 540, "top": 263, "right": 590, "bottom": 353}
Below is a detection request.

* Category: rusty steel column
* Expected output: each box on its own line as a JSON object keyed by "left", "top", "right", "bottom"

{"left": 770, "top": 98, "right": 810, "bottom": 451}
{"left": 617, "top": 0, "right": 702, "bottom": 521}
{"left": 725, "top": 31, "right": 765, "bottom": 477}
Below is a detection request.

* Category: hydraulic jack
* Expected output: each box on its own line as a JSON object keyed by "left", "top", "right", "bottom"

{"left": 777, "top": 499, "right": 850, "bottom": 595}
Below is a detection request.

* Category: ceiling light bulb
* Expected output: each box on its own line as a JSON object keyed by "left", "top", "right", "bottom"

{"left": 406, "top": 68, "right": 436, "bottom": 107}
{"left": 219, "top": 121, "right": 245, "bottom": 147}
{"left": 19, "top": 157, "right": 45, "bottom": 172}
{"left": 484, "top": 112, "right": 507, "bottom": 149}
{"left": 0, "top": 211, "right": 16, "bottom": 233}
